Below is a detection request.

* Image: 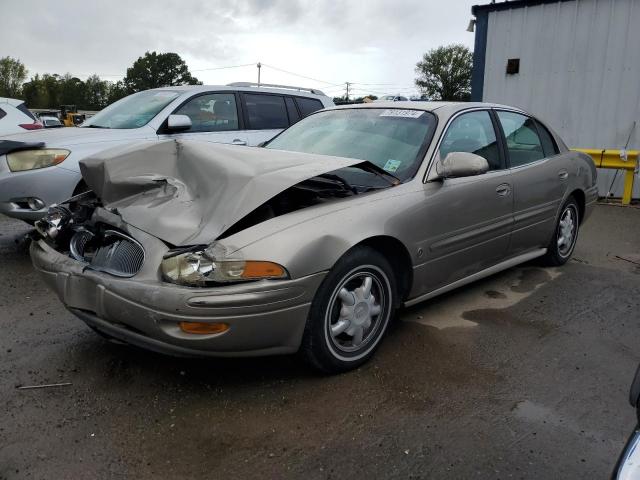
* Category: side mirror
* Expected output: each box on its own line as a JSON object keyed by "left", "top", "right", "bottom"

{"left": 428, "top": 152, "right": 489, "bottom": 181}
{"left": 166, "top": 114, "right": 192, "bottom": 132}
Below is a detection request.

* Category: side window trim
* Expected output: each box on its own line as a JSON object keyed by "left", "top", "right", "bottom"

{"left": 158, "top": 90, "right": 243, "bottom": 133}
{"left": 533, "top": 119, "right": 560, "bottom": 158}
{"left": 488, "top": 109, "right": 508, "bottom": 170}
{"left": 490, "top": 109, "right": 509, "bottom": 169}
{"left": 424, "top": 107, "right": 493, "bottom": 183}
{"left": 437, "top": 109, "right": 504, "bottom": 172}
{"left": 284, "top": 96, "right": 300, "bottom": 125}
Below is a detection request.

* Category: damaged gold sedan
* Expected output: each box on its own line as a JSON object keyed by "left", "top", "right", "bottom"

{"left": 30, "top": 103, "right": 598, "bottom": 372}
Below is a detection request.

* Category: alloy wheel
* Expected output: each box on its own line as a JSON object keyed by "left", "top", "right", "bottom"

{"left": 557, "top": 204, "right": 578, "bottom": 257}
{"left": 325, "top": 266, "right": 390, "bottom": 357}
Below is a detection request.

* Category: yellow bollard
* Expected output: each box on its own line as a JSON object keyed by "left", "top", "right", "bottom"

{"left": 572, "top": 149, "right": 638, "bottom": 205}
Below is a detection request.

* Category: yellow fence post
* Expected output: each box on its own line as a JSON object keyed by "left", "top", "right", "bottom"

{"left": 623, "top": 169, "right": 635, "bottom": 205}
{"left": 572, "top": 148, "right": 638, "bottom": 205}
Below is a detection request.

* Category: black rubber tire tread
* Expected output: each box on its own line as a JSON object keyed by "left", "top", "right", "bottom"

{"left": 300, "top": 246, "right": 398, "bottom": 374}
{"left": 540, "top": 196, "right": 580, "bottom": 267}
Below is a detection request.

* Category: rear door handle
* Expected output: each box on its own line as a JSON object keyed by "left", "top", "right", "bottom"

{"left": 496, "top": 183, "right": 511, "bottom": 196}
{"left": 558, "top": 170, "right": 569, "bottom": 180}
{"left": 232, "top": 139, "right": 247, "bottom": 146}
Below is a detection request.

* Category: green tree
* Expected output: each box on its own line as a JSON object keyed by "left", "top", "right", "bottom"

{"left": 59, "top": 73, "right": 86, "bottom": 107}
{"left": 22, "top": 74, "right": 57, "bottom": 108}
{"left": 123, "top": 51, "right": 201, "bottom": 93}
{"left": 0, "top": 57, "right": 28, "bottom": 98}
{"left": 106, "top": 80, "right": 128, "bottom": 105}
{"left": 415, "top": 44, "right": 473, "bottom": 101}
{"left": 84, "top": 75, "right": 110, "bottom": 110}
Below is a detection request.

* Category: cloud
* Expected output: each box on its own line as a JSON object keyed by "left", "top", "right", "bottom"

{"left": 0, "top": 0, "right": 476, "bottom": 95}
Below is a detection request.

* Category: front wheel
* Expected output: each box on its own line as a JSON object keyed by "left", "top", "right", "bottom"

{"left": 300, "top": 246, "right": 398, "bottom": 374}
{"left": 541, "top": 196, "right": 580, "bottom": 266}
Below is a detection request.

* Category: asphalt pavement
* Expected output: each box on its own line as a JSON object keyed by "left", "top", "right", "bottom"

{"left": 1, "top": 204, "right": 639, "bottom": 479}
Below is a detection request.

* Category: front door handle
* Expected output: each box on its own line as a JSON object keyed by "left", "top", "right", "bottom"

{"left": 558, "top": 170, "right": 569, "bottom": 180}
{"left": 496, "top": 183, "right": 511, "bottom": 196}
{"left": 232, "top": 139, "right": 247, "bottom": 146}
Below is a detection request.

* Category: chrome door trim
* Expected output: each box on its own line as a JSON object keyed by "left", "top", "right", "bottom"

{"left": 404, "top": 248, "right": 547, "bottom": 307}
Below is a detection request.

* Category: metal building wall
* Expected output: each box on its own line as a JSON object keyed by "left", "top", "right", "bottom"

{"left": 481, "top": 0, "right": 640, "bottom": 198}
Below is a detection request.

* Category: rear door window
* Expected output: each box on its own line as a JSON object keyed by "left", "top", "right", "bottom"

{"left": 0, "top": 108, "right": 6, "bottom": 120}
{"left": 496, "top": 111, "right": 545, "bottom": 167}
{"left": 294, "top": 97, "right": 324, "bottom": 117}
{"left": 535, "top": 120, "right": 559, "bottom": 157}
{"left": 242, "top": 94, "right": 289, "bottom": 130}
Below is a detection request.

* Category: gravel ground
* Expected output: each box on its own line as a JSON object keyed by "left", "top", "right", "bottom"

{"left": 1, "top": 204, "right": 639, "bottom": 479}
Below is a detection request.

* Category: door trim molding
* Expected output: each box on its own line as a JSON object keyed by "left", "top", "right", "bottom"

{"left": 404, "top": 248, "right": 547, "bottom": 307}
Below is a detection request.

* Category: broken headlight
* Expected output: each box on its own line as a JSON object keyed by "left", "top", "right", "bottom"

{"left": 160, "top": 243, "right": 288, "bottom": 286}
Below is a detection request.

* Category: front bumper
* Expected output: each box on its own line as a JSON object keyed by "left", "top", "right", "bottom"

{"left": 30, "top": 239, "right": 326, "bottom": 357}
{"left": 0, "top": 155, "right": 80, "bottom": 221}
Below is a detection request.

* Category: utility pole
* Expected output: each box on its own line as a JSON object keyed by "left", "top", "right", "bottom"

{"left": 257, "top": 62, "right": 261, "bottom": 86}
{"left": 345, "top": 82, "right": 350, "bottom": 102}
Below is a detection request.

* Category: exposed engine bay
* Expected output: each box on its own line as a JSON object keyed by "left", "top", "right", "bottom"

{"left": 34, "top": 191, "right": 145, "bottom": 277}
{"left": 33, "top": 163, "right": 396, "bottom": 277}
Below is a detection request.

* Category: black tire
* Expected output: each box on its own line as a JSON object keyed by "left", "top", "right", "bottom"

{"left": 541, "top": 196, "right": 580, "bottom": 266}
{"left": 300, "top": 246, "right": 398, "bottom": 374}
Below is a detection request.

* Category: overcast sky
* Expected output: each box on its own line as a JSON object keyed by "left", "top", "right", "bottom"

{"left": 2, "top": 0, "right": 478, "bottom": 98}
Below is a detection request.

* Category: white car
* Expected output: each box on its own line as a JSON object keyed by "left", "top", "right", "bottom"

{"left": 0, "top": 97, "right": 43, "bottom": 135}
{"left": 375, "top": 95, "right": 409, "bottom": 102}
{"left": 39, "top": 116, "right": 64, "bottom": 128}
{"left": 0, "top": 83, "right": 333, "bottom": 222}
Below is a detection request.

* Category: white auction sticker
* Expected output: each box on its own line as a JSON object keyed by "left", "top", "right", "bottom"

{"left": 379, "top": 109, "right": 424, "bottom": 118}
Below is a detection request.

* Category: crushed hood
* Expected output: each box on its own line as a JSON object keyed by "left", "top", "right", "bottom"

{"left": 80, "top": 139, "right": 361, "bottom": 245}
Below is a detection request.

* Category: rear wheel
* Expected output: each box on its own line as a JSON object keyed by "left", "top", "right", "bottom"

{"left": 300, "top": 246, "right": 398, "bottom": 374}
{"left": 541, "top": 196, "right": 580, "bottom": 266}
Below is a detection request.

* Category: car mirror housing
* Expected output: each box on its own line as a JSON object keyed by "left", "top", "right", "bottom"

{"left": 429, "top": 152, "right": 490, "bottom": 181}
{"left": 166, "top": 114, "right": 192, "bottom": 131}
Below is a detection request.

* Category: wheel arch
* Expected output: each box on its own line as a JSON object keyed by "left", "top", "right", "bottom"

{"left": 352, "top": 235, "right": 413, "bottom": 302}
{"left": 568, "top": 188, "right": 585, "bottom": 224}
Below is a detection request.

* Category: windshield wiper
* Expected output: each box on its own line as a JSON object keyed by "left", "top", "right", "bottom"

{"left": 83, "top": 125, "right": 110, "bottom": 129}
{"left": 355, "top": 161, "right": 401, "bottom": 186}
{"left": 295, "top": 174, "right": 357, "bottom": 197}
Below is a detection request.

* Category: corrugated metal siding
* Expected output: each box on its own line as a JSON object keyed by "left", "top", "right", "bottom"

{"left": 482, "top": 0, "right": 640, "bottom": 198}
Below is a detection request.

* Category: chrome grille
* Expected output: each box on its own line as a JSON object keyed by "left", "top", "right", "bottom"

{"left": 69, "top": 229, "right": 144, "bottom": 277}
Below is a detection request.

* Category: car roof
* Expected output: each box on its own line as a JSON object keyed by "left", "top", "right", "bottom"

{"left": 0, "top": 97, "right": 25, "bottom": 107}
{"left": 330, "top": 101, "right": 528, "bottom": 116}
{"left": 147, "top": 84, "right": 331, "bottom": 100}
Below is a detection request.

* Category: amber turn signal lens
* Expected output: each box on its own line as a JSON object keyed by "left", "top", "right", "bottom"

{"left": 241, "top": 261, "right": 286, "bottom": 279}
{"left": 179, "top": 322, "right": 229, "bottom": 335}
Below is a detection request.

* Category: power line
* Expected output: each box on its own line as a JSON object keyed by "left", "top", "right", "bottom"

{"left": 191, "top": 63, "right": 255, "bottom": 72}
{"left": 260, "top": 63, "right": 343, "bottom": 86}
{"left": 350, "top": 82, "right": 415, "bottom": 87}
